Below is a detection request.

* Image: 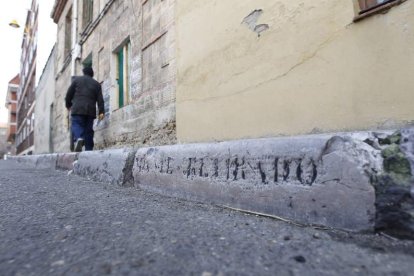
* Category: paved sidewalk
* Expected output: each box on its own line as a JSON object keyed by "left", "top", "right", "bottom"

{"left": 0, "top": 161, "right": 413, "bottom": 275}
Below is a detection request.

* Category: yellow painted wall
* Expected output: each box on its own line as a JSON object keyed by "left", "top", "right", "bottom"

{"left": 176, "top": 0, "right": 414, "bottom": 142}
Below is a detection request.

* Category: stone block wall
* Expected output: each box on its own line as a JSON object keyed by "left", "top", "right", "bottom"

{"left": 83, "top": 0, "right": 176, "bottom": 149}
{"left": 52, "top": 0, "right": 176, "bottom": 152}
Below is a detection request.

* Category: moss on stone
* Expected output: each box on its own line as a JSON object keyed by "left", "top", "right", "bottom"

{"left": 386, "top": 172, "right": 412, "bottom": 187}
{"left": 379, "top": 131, "right": 401, "bottom": 145}
{"left": 381, "top": 142, "right": 412, "bottom": 180}
{"left": 374, "top": 131, "right": 414, "bottom": 239}
{"left": 374, "top": 174, "right": 414, "bottom": 239}
{"left": 381, "top": 144, "right": 401, "bottom": 159}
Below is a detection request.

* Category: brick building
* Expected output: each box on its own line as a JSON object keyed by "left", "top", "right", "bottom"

{"left": 0, "top": 123, "right": 9, "bottom": 159}
{"left": 51, "top": 0, "right": 176, "bottom": 152}
{"left": 5, "top": 74, "right": 19, "bottom": 155}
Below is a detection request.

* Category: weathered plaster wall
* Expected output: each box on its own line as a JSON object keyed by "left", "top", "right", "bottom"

{"left": 34, "top": 48, "right": 56, "bottom": 154}
{"left": 176, "top": 0, "right": 414, "bottom": 143}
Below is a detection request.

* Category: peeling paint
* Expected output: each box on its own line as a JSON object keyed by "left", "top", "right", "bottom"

{"left": 242, "top": 9, "right": 269, "bottom": 37}
{"left": 254, "top": 24, "right": 269, "bottom": 36}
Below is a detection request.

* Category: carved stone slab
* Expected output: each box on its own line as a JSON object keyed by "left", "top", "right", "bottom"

{"left": 133, "top": 135, "right": 380, "bottom": 231}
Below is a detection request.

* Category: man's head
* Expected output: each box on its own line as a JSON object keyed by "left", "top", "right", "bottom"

{"left": 82, "top": 67, "right": 94, "bottom": 77}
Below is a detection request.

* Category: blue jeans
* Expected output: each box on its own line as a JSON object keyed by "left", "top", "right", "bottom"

{"left": 71, "top": 115, "right": 95, "bottom": 151}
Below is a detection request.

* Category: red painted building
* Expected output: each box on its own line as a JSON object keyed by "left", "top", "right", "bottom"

{"left": 5, "top": 74, "right": 19, "bottom": 154}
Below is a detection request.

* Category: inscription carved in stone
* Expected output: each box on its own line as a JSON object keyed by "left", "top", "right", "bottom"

{"left": 135, "top": 154, "right": 318, "bottom": 186}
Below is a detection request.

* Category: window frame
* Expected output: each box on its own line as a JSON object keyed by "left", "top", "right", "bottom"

{"left": 358, "top": 0, "right": 394, "bottom": 14}
{"left": 64, "top": 7, "right": 72, "bottom": 58}
{"left": 354, "top": 0, "right": 407, "bottom": 22}
{"left": 114, "top": 40, "right": 131, "bottom": 109}
{"left": 82, "top": 0, "right": 94, "bottom": 29}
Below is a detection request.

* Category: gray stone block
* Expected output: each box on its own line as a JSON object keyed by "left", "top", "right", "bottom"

{"left": 133, "top": 135, "right": 381, "bottom": 232}
{"left": 7, "top": 155, "right": 37, "bottom": 168}
{"left": 56, "top": 153, "right": 79, "bottom": 171}
{"left": 73, "top": 148, "right": 136, "bottom": 186}
{"left": 34, "top": 154, "right": 58, "bottom": 169}
{"left": 7, "top": 154, "right": 58, "bottom": 169}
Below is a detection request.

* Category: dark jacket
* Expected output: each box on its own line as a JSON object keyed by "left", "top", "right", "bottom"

{"left": 65, "top": 75, "right": 104, "bottom": 118}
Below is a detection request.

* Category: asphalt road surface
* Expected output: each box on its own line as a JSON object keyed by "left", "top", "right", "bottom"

{"left": 0, "top": 161, "right": 414, "bottom": 276}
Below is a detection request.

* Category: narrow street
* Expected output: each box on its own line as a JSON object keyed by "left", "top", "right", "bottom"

{"left": 0, "top": 161, "right": 413, "bottom": 276}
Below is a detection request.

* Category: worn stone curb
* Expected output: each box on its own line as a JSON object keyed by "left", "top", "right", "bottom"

{"left": 73, "top": 148, "right": 136, "bottom": 186}
{"left": 6, "top": 149, "right": 135, "bottom": 187}
{"left": 7, "top": 153, "right": 79, "bottom": 170}
{"left": 133, "top": 134, "right": 382, "bottom": 232}
{"left": 7, "top": 130, "right": 413, "bottom": 235}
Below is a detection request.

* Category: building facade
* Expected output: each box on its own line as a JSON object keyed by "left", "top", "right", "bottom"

{"left": 34, "top": 47, "right": 56, "bottom": 154}
{"left": 4, "top": 75, "right": 19, "bottom": 156}
{"left": 0, "top": 123, "right": 9, "bottom": 159}
{"left": 175, "top": 0, "right": 414, "bottom": 142}
{"left": 47, "top": 0, "right": 413, "bottom": 152}
{"left": 15, "top": 0, "right": 56, "bottom": 155}
{"left": 51, "top": 0, "right": 176, "bottom": 153}
{"left": 16, "top": 0, "right": 39, "bottom": 155}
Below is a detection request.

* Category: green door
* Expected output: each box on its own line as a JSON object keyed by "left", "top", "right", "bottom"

{"left": 117, "top": 50, "right": 124, "bottom": 107}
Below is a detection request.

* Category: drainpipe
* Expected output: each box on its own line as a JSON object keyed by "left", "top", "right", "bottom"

{"left": 71, "top": 0, "right": 79, "bottom": 77}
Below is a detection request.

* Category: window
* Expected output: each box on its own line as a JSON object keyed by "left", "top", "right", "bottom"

{"left": 358, "top": 0, "right": 394, "bottom": 13}
{"left": 82, "top": 0, "right": 93, "bottom": 28}
{"left": 64, "top": 8, "right": 72, "bottom": 57}
{"left": 115, "top": 41, "right": 131, "bottom": 108}
{"left": 31, "top": 113, "right": 35, "bottom": 131}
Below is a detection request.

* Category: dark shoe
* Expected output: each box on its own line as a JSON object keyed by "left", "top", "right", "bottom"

{"left": 74, "top": 138, "right": 84, "bottom": 152}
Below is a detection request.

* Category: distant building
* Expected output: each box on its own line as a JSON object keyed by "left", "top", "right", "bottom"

{"left": 4, "top": 74, "right": 19, "bottom": 156}
{"left": 0, "top": 123, "right": 8, "bottom": 159}
{"left": 0, "top": 123, "right": 11, "bottom": 159}
{"left": 16, "top": 0, "right": 56, "bottom": 155}
{"left": 15, "top": 0, "right": 38, "bottom": 155}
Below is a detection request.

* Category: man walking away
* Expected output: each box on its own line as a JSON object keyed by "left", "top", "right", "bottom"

{"left": 65, "top": 67, "right": 104, "bottom": 152}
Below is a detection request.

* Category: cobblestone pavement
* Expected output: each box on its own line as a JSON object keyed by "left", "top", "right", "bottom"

{"left": 0, "top": 161, "right": 413, "bottom": 275}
